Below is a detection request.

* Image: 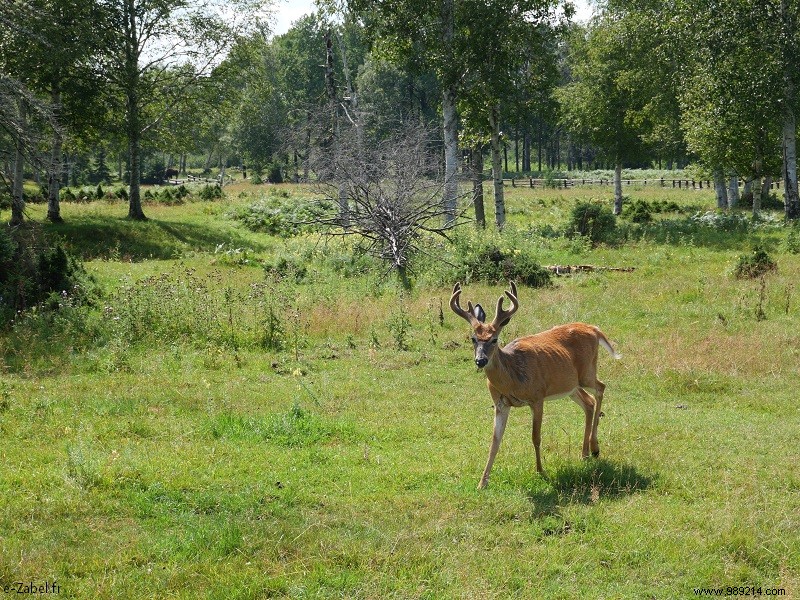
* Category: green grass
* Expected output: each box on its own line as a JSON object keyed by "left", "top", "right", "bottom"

{"left": 1, "top": 183, "right": 799, "bottom": 598}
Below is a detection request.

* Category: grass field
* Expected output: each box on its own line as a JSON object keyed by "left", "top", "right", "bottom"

{"left": 1, "top": 182, "right": 799, "bottom": 598}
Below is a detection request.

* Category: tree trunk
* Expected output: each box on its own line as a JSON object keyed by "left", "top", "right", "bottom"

{"left": 125, "top": 0, "right": 146, "bottom": 220}
{"left": 713, "top": 167, "right": 728, "bottom": 209}
{"left": 471, "top": 145, "right": 485, "bottom": 228}
{"left": 490, "top": 105, "right": 505, "bottom": 229}
{"left": 783, "top": 99, "right": 800, "bottom": 219}
{"left": 11, "top": 98, "right": 26, "bottom": 226}
{"left": 613, "top": 160, "right": 623, "bottom": 215}
{"left": 47, "top": 87, "right": 63, "bottom": 222}
{"left": 442, "top": 86, "right": 458, "bottom": 225}
{"left": 752, "top": 177, "right": 762, "bottom": 215}
{"left": 728, "top": 175, "right": 740, "bottom": 208}
{"left": 324, "top": 29, "right": 349, "bottom": 228}
{"left": 761, "top": 176, "right": 772, "bottom": 204}
{"left": 441, "top": 0, "right": 458, "bottom": 224}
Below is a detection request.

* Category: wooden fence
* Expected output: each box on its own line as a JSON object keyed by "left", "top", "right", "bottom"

{"left": 502, "top": 177, "right": 783, "bottom": 190}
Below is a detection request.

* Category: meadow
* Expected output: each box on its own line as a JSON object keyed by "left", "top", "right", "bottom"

{"left": 1, "top": 181, "right": 799, "bottom": 598}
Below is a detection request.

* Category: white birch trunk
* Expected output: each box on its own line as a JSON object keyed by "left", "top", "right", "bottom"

{"left": 713, "top": 167, "right": 728, "bottom": 209}
{"left": 11, "top": 98, "right": 26, "bottom": 226}
{"left": 489, "top": 105, "right": 505, "bottom": 229}
{"left": 442, "top": 86, "right": 458, "bottom": 225}
{"left": 47, "top": 88, "right": 63, "bottom": 222}
{"left": 613, "top": 161, "right": 623, "bottom": 215}
{"left": 441, "top": 0, "right": 458, "bottom": 224}
{"left": 727, "top": 176, "right": 740, "bottom": 208}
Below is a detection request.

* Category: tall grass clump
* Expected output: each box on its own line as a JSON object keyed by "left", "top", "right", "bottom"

{"left": 107, "top": 268, "right": 295, "bottom": 350}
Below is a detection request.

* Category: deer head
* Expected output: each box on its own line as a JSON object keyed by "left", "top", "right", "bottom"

{"left": 450, "top": 281, "right": 519, "bottom": 368}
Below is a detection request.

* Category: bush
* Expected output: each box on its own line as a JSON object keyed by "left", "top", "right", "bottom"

{"left": 60, "top": 187, "right": 77, "bottom": 202}
{"left": 199, "top": 184, "right": 223, "bottom": 201}
{"left": 228, "top": 193, "right": 332, "bottom": 237}
{"left": 734, "top": 246, "right": 777, "bottom": 279}
{"left": 448, "top": 237, "right": 551, "bottom": 288}
{"left": 0, "top": 225, "right": 97, "bottom": 326}
{"left": 266, "top": 162, "right": 283, "bottom": 184}
{"left": 738, "top": 190, "right": 784, "bottom": 210}
{"left": 565, "top": 200, "right": 617, "bottom": 244}
{"left": 623, "top": 199, "right": 653, "bottom": 223}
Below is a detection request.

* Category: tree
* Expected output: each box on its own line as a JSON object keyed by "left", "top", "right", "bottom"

{"left": 308, "top": 120, "right": 464, "bottom": 289}
{"left": 97, "top": 0, "right": 262, "bottom": 220}
{"left": 556, "top": 15, "right": 655, "bottom": 215}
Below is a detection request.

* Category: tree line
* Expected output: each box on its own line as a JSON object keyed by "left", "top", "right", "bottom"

{"left": 2, "top": 0, "right": 799, "bottom": 226}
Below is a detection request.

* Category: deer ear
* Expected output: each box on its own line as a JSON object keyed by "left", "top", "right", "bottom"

{"left": 473, "top": 303, "right": 486, "bottom": 323}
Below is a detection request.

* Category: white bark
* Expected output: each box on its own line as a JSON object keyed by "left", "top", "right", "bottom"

{"left": 11, "top": 98, "right": 26, "bottom": 225}
{"left": 489, "top": 105, "right": 505, "bottom": 229}
{"left": 727, "top": 175, "right": 740, "bottom": 208}
{"left": 713, "top": 167, "right": 728, "bottom": 209}
{"left": 442, "top": 86, "right": 458, "bottom": 224}
{"left": 613, "top": 161, "right": 623, "bottom": 215}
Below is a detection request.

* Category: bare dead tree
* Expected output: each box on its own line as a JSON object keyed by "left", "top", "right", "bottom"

{"left": 306, "top": 121, "right": 468, "bottom": 289}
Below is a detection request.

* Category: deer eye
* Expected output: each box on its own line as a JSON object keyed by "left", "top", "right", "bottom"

{"left": 490, "top": 339, "right": 498, "bottom": 344}
{"left": 471, "top": 337, "right": 477, "bottom": 345}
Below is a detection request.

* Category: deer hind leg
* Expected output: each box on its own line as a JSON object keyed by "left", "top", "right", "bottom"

{"left": 588, "top": 379, "right": 606, "bottom": 457}
{"left": 479, "top": 388, "right": 510, "bottom": 490}
{"left": 531, "top": 400, "right": 544, "bottom": 474}
{"left": 571, "top": 388, "right": 596, "bottom": 459}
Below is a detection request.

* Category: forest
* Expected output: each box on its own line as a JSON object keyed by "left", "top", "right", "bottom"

{"left": 1, "top": 0, "right": 800, "bottom": 598}
{"left": 3, "top": 0, "right": 800, "bottom": 228}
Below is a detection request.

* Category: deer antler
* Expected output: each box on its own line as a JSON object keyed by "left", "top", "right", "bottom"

{"left": 450, "top": 282, "right": 479, "bottom": 326}
{"left": 491, "top": 281, "right": 519, "bottom": 328}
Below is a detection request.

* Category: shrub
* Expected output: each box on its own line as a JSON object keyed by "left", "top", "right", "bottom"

{"left": 228, "top": 194, "right": 332, "bottom": 237}
{"left": 263, "top": 255, "right": 307, "bottom": 281}
{"left": 448, "top": 237, "right": 551, "bottom": 288}
{"left": 0, "top": 225, "right": 97, "bottom": 326}
{"left": 60, "top": 187, "right": 77, "bottom": 202}
{"left": 623, "top": 199, "right": 653, "bottom": 223}
{"left": 115, "top": 187, "right": 128, "bottom": 201}
{"left": 738, "top": 190, "right": 784, "bottom": 210}
{"left": 734, "top": 246, "right": 777, "bottom": 279}
{"left": 199, "top": 184, "right": 223, "bottom": 201}
{"left": 266, "top": 162, "right": 283, "bottom": 184}
{"left": 565, "top": 200, "right": 617, "bottom": 244}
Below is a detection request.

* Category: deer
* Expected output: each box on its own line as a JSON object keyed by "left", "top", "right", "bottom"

{"left": 450, "top": 281, "right": 621, "bottom": 489}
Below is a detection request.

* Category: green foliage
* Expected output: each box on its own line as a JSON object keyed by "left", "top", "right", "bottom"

{"left": 199, "top": 184, "right": 223, "bottom": 201}
{"left": 0, "top": 225, "right": 96, "bottom": 326}
{"left": 734, "top": 245, "right": 777, "bottom": 279}
{"left": 738, "top": 191, "right": 784, "bottom": 211}
{"left": 785, "top": 226, "right": 800, "bottom": 254}
{"left": 60, "top": 187, "right": 77, "bottom": 202}
{"left": 228, "top": 192, "right": 331, "bottom": 237}
{"left": 448, "top": 235, "right": 551, "bottom": 288}
{"left": 565, "top": 201, "right": 617, "bottom": 244}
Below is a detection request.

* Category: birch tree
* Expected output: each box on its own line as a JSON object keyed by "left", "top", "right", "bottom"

{"left": 97, "top": 0, "right": 265, "bottom": 220}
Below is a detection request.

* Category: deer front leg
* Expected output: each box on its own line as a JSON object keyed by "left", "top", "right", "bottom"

{"left": 479, "top": 388, "right": 509, "bottom": 489}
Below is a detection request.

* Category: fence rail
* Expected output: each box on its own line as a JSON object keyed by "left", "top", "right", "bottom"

{"left": 502, "top": 177, "right": 783, "bottom": 190}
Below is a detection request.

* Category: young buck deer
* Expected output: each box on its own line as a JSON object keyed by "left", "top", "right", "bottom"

{"left": 450, "top": 281, "right": 621, "bottom": 489}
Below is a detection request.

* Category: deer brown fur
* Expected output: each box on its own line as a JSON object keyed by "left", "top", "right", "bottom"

{"left": 450, "top": 281, "right": 621, "bottom": 489}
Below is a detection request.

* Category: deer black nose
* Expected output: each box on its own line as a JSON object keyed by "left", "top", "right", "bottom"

{"left": 475, "top": 357, "right": 488, "bottom": 368}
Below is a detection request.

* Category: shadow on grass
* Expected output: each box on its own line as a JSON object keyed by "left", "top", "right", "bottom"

{"left": 523, "top": 458, "right": 654, "bottom": 518}
{"left": 46, "top": 215, "right": 269, "bottom": 261}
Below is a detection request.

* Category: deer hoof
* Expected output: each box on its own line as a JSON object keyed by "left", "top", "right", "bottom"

{"left": 591, "top": 450, "right": 600, "bottom": 458}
